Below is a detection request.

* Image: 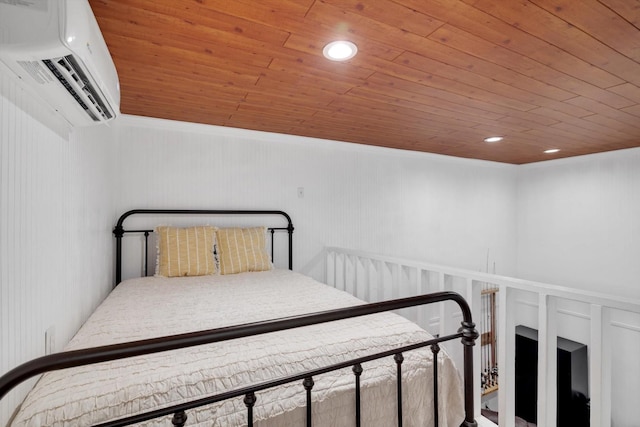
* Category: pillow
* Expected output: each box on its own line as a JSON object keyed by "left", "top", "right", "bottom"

{"left": 216, "top": 227, "right": 272, "bottom": 275}
{"left": 156, "top": 226, "right": 217, "bottom": 277}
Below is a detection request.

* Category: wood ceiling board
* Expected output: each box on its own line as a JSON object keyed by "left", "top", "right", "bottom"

{"left": 565, "top": 96, "right": 640, "bottom": 130}
{"left": 346, "top": 86, "right": 508, "bottom": 124}
{"left": 550, "top": 115, "right": 640, "bottom": 143}
{"left": 256, "top": 71, "right": 354, "bottom": 98}
{"left": 607, "top": 83, "right": 640, "bottom": 104}
{"left": 128, "top": 0, "right": 292, "bottom": 46}
{"left": 364, "top": 72, "right": 537, "bottom": 113}
{"left": 549, "top": 122, "right": 630, "bottom": 145}
{"left": 304, "top": 0, "right": 446, "bottom": 58}
{"left": 392, "top": 51, "right": 607, "bottom": 119}
{"left": 428, "top": 25, "right": 629, "bottom": 108}
{"left": 120, "top": 97, "right": 245, "bottom": 119}
{"left": 551, "top": 107, "right": 640, "bottom": 140}
{"left": 522, "top": 128, "right": 606, "bottom": 150}
{"left": 119, "top": 100, "right": 234, "bottom": 125}
{"left": 309, "top": 108, "right": 456, "bottom": 138}
{"left": 313, "top": 104, "right": 464, "bottom": 137}
{"left": 530, "top": 0, "right": 640, "bottom": 62}
{"left": 467, "top": 0, "right": 640, "bottom": 85}
{"left": 396, "top": 50, "right": 575, "bottom": 103}
{"left": 282, "top": 32, "right": 401, "bottom": 66}
{"left": 106, "top": 39, "right": 262, "bottom": 90}
{"left": 98, "top": 20, "right": 274, "bottom": 70}
{"left": 321, "top": 0, "right": 445, "bottom": 38}
{"left": 267, "top": 57, "right": 369, "bottom": 89}
{"left": 418, "top": 0, "right": 626, "bottom": 88}
{"left": 495, "top": 111, "right": 559, "bottom": 127}
{"left": 243, "top": 93, "right": 338, "bottom": 117}
{"left": 599, "top": 0, "right": 640, "bottom": 27}
{"left": 89, "top": 0, "right": 640, "bottom": 164}
{"left": 271, "top": 41, "right": 375, "bottom": 80}
{"left": 621, "top": 104, "right": 640, "bottom": 118}
{"left": 96, "top": 6, "right": 316, "bottom": 71}
{"left": 118, "top": 68, "right": 249, "bottom": 101}
{"left": 108, "top": 0, "right": 294, "bottom": 47}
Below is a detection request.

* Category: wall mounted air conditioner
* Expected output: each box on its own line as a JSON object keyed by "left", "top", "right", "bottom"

{"left": 0, "top": 0, "right": 120, "bottom": 126}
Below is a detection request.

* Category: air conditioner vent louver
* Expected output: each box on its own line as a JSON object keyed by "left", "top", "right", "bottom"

{"left": 42, "top": 55, "right": 114, "bottom": 122}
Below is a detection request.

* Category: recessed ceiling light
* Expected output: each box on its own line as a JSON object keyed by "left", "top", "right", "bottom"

{"left": 544, "top": 148, "right": 560, "bottom": 154}
{"left": 323, "top": 41, "right": 358, "bottom": 61}
{"left": 483, "top": 136, "right": 503, "bottom": 143}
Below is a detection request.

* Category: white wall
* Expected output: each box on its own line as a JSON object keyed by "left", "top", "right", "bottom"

{"left": 516, "top": 149, "right": 640, "bottom": 425}
{"left": 0, "top": 75, "right": 116, "bottom": 425}
{"left": 113, "top": 116, "right": 519, "bottom": 282}
{"left": 114, "top": 115, "right": 640, "bottom": 300}
{"left": 516, "top": 148, "right": 640, "bottom": 300}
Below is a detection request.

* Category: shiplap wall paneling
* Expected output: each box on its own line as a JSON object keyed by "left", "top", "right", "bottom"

{"left": 517, "top": 148, "right": 640, "bottom": 300}
{"left": 114, "top": 116, "right": 519, "bottom": 284}
{"left": 0, "top": 75, "right": 115, "bottom": 425}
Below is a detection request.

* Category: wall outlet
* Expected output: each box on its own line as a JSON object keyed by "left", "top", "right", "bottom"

{"left": 45, "top": 326, "right": 55, "bottom": 355}
{"left": 297, "top": 187, "right": 304, "bottom": 198}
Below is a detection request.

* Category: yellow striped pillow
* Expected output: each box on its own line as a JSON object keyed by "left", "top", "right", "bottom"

{"left": 156, "top": 226, "right": 216, "bottom": 277}
{"left": 217, "top": 227, "right": 272, "bottom": 275}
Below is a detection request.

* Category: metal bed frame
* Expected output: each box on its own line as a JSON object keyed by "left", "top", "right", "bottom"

{"left": 0, "top": 209, "right": 478, "bottom": 427}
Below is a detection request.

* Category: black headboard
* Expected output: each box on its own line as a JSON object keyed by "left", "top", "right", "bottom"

{"left": 113, "top": 209, "right": 294, "bottom": 285}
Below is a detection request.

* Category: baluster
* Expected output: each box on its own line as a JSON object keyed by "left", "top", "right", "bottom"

{"left": 171, "top": 410, "right": 187, "bottom": 427}
{"left": 244, "top": 392, "right": 256, "bottom": 427}
{"left": 303, "top": 376, "right": 315, "bottom": 427}
{"left": 394, "top": 353, "right": 404, "bottom": 427}
{"left": 431, "top": 344, "right": 440, "bottom": 427}
{"left": 353, "top": 363, "right": 363, "bottom": 427}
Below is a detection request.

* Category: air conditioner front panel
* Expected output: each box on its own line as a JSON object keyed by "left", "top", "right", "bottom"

{"left": 0, "top": 0, "right": 120, "bottom": 126}
{"left": 62, "top": 0, "right": 120, "bottom": 111}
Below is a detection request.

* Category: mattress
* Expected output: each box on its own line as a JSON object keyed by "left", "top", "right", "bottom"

{"left": 11, "top": 269, "right": 464, "bottom": 426}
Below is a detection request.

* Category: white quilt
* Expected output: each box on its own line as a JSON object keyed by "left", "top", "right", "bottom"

{"left": 11, "top": 270, "right": 464, "bottom": 426}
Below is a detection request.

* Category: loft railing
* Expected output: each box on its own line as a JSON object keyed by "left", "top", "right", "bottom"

{"left": 324, "top": 247, "right": 640, "bottom": 427}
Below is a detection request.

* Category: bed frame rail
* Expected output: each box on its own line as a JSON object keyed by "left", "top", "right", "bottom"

{"left": 113, "top": 209, "right": 295, "bottom": 285}
{"left": 0, "top": 291, "right": 478, "bottom": 427}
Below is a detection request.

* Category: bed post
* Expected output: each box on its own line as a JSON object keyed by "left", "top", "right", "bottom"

{"left": 287, "top": 220, "right": 294, "bottom": 270}
{"left": 459, "top": 320, "right": 479, "bottom": 427}
{"left": 113, "top": 223, "right": 124, "bottom": 285}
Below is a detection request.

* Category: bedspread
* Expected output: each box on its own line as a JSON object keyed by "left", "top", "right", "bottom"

{"left": 11, "top": 270, "right": 464, "bottom": 426}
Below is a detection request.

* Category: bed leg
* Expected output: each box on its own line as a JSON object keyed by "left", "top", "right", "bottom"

{"left": 171, "top": 410, "right": 187, "bottom": 427}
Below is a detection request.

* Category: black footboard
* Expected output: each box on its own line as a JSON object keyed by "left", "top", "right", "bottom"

{"left": 0, "top": 291, "right": 478, "bottom": 427}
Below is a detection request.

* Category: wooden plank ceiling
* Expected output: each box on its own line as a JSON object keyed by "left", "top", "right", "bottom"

{"left": 89, "top": 0, "right": 640, "bottom": 164}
